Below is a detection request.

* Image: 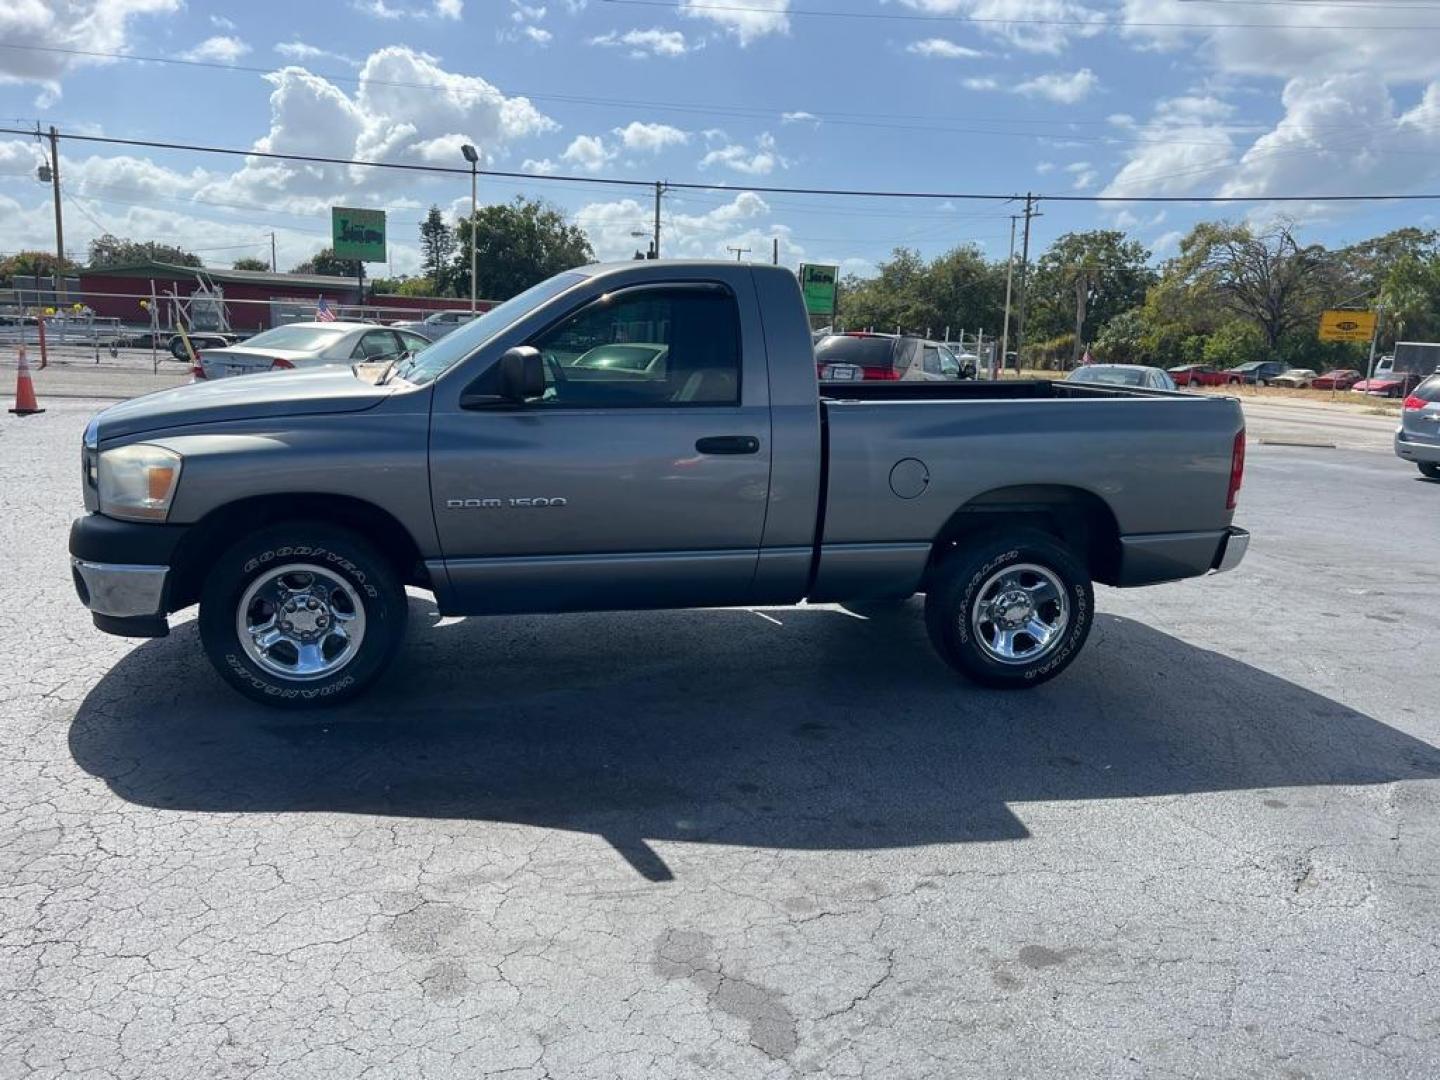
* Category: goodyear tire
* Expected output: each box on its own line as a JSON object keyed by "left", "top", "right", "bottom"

{"left": 924, "top": 529, "right": 1093, "bottom": 689}
{"left": 199, "top": 522, "right": 407, "bottom": 708}
{"left": 1420, "top": 462, "right": 1440, "bottom": 480}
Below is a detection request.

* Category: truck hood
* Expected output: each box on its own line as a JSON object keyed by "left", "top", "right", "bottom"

{"left": 96, "top": 365, "right": 394, "bottom": 441}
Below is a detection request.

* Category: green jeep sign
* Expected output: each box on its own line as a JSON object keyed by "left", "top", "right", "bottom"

{"left": 331, "top": 207, "right": 387, "bottom": 263}
{"left": 799, "top": 263, "right": 838, "bottom": 317}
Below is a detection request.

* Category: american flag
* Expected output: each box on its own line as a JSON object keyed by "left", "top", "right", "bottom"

{"left": 315, "top": 297, "right": 335, "bottom": 322}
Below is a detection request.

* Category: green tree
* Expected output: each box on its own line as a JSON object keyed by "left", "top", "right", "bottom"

{"left": 419, "top": 205, "right": 456, "bottom": 296}
{"left": 1026, "top": 230, "right": 1156, "bottom": 352}
{"left": 450, "top": 197, "right": 594, "bottom": 301}
{"left": 231, "top": 257, "right": 270, "bottom": 271}
{"left": 291, "top": 248, "right": 360, "bottom": 277}
{"left": 87, "top": 234, "right": 202, "bottom": 269}
{"left": 838, "top": 245, "right": 1005, "bottom": 336}
{"left": 1168, "top": 220, "right": 1337, "bottom": 351}
{"left": 0, "top": 249, "right": 78, "bottom": 285}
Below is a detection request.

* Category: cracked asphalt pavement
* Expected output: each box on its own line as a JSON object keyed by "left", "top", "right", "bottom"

{"left": 3, "top": 399, "right": 1439, "bottom": 1079}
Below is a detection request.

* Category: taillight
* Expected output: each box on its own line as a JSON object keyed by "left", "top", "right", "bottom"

{"left": 862, "top": 366, "right": 900, "bottom": 381}
{"left": 269, "top": 357, "right": 294, "bottom": 370}
{"left": 1403, "top": 394, "right": 1425, "bottom": 410}
{"left": 1226, "top": 429, "right": 1246, "bottom": 510}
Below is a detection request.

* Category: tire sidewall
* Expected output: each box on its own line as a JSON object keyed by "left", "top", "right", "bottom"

{"left": 928, "top": 532, "right": 1093, "bottom": 688}
{"left": 199, "top": 524, "right": 406, "bottom": 707}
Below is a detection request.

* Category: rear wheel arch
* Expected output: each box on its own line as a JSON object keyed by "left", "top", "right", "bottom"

{"left": 168, "top": 493, "right": 429, "bottom": 611}
{"left": 928, "top": 484, "right": 1123, "bottom": 586}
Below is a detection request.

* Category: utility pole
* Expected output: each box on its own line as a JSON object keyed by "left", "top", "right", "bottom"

{"left": 1070, "top": 267, "right": 1093, "bottom": 371}
{"left": 653, "top": 181, "right": 665, "bottom": 259}
{"left": 269, "top": 232, "right": 277, "bottom": 273}
{"left": 772, "top": 237, "right": 779, "bottom": 265}
{"left": 47, "top": 126, "right": 66, "bottom": 303}
{"left": 727, "top": 245, "right": 751, "bottom": 261}
{"left": 999, "top": 214, "right": 1019, "bottom": 381}
{"left": 1366, "top": 302, "right": 1385, "bottom": 382}
{"left": 1014, "top": 193, "right": 1041, "bottom": 375}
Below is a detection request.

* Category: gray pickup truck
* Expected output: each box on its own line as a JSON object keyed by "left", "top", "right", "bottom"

{"left": 69, "top": 261, "right": 1249, "bottom": 707}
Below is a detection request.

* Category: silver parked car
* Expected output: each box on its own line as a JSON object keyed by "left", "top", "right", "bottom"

{"left": 390, "top": 309, "right": 480, "bottom": 341}
{"left": 1395, "top": 373, "right": 1440, "bottom": 479}
{"left": 196, "top": 322, "right": 432, "bottom": 380}
{"left": 1066, "top": 364, "right": 1177, "bottom": 391}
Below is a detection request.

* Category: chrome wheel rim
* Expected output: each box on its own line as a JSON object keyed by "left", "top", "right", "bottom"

{"left": 236, "top": 563, "right": 366, "bottom": 681}
{"left": 969, "top": 562, "right": 1069, "bottom": 665}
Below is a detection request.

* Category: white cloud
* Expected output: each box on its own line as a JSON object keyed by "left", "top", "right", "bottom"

{"left": 560, "top": 134, "right": 616, "bottom": 173}
{"left": 576, "top": 190, "right": 797, "bottom": 262}
{"left": 210, "top": 14, "right": 235, "bottom": 30}
{"left": 1063, "top": 161, "right": 1099, "bottom": 190}
{"left": 963, "top": 77, "right": 998, "bottom": 91}
{"left": 613, "top": 121, "right": 689, "bottom": 152}
{"left": 511, "top": 0, "right": 546, "bottom": 19}
{"left": 0, "top": 0, "right": 180, "bottom": 97}
{"left": 907, "top": 38, "right": 986, "bottom": 60}
{"left": 896, "top": 0, "right": 1106, "bottom": 56}
{"left": 1035, "top": 161, "right": 1055, "bottom": 174}
{"left": 1101, "top": 94, "right": 1237, "bottom": 197}
{"left": 353, "top": 0, "right": 462, "bottom": 19}
{"left": 192, "top": 48, "right": 556, "bottom": 214}
{"left": 699, "top": 132, "right": 786, "bottom": 176}
{"left": 1015, "top": 68, "right": 1098, "bottom": 104}
{"left": 180, "top": 35, "right": 251, "bottom": 65}
{"left": 275, "top": 41, "right": 360, "bottom": 67}
{"left": 589, "top": 27, "right": 690, "bottom": 57}
{"left": 435, "top": 0, "right": 463, "bottom": 16}
{"left": 781, "top": 111, "right": 818, "bottom": 125}
{"left": 1122, "top": 0, "right": 1440, "bottom": 83}
{"left": 522, "top": 25, "right": 553, "bottom": 44}
{"left": 682, "top": 0, "right": 789, "bottom": 45}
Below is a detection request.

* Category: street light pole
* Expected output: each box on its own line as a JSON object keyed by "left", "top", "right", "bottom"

{"left": 461, "top": 144, "right": 480, "bottom": 312}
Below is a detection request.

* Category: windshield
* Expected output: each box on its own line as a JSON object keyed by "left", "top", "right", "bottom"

{"left": 1069, "top": 366, "right": 1148, "bottom": 386}
{"left": 388, "top": 272, "right": 587, "bottom": 386}
{"left": 242, "top": 325, "right": 351, "bottom": 351}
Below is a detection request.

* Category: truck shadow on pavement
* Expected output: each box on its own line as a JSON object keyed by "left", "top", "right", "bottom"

{"left": 69, "top": 603, "right": 1440, "bottom": 881}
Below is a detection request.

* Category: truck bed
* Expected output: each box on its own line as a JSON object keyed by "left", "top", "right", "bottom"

{"left": 819, "top": 378, "right": 1188, "bottom": 402}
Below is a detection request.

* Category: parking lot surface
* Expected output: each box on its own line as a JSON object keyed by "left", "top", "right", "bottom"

{"left": 3, "top": 399, "right": 1438, "bottom": 1079}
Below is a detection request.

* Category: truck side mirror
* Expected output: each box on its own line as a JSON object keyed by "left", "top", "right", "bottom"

{"left": 460, "top": 346, "right": 546, "bottom": 409}
{"left": 498, "top": 346, "right": 545, "bottom": 401}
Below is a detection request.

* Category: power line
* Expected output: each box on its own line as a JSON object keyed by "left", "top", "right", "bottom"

{"left": 600, "top": 0, "right": 1440, "bottom": 28}
{"left": 6, "top": 125, "right": 1440, "bottom": 204}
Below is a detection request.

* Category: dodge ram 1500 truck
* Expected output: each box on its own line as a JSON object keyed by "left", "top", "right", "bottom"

{"left": 70, "top": 260, "right": 1249, "bottom": 707}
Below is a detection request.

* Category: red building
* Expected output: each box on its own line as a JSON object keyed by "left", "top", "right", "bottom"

{"left": 77, "top": 261, "right": 488, "bottom": 331}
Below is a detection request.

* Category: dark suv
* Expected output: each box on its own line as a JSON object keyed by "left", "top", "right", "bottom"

{"left": 1229, "top": 360, "right": 1288, "bottom": 385}
{"left": 815, "top": 333, "right": 975, "bottom": 382}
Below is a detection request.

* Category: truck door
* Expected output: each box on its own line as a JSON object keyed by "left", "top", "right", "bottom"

{"left": 428, "top": 280, "right": 774, "bottom": 614}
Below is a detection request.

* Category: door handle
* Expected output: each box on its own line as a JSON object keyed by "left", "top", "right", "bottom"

{"left": 695, "top": 435, "right": 760, "bottom": 455}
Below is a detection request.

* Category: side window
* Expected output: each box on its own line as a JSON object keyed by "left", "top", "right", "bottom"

{"left": 352, "top": 330, "right": 399, "bottom": 360}
{"left": 398, "top": 331, "right": 430, "bottom": 353}
{"left": 529, "top": 286, "right": 741, "bottom": 407}
{"left": 921, "top": 346, "right": 941, "bottom": 375}
{"left": 938, "top": 346, "right": 961, "bottom": 377}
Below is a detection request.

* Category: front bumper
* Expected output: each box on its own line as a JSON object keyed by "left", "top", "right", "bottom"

{"left": 1395, "top": 431, "right": 1440, "bottom": 464}
{"left": 69, "top": 514, "right": 189, "bottom": 637}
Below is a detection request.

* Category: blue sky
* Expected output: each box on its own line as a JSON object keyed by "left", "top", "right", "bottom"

{"left": 3, "top": 0, "right": 1440, "bottom": 282}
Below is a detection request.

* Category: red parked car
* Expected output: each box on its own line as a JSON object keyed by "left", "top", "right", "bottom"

{"left": 1167, "top": 364, "right": 1242, "bottom": 387}
{"left": 1310, "top": 368, "right": 1362, "bottom": 390}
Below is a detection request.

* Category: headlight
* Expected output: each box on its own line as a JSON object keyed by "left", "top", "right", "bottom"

{"left": 97, "top": 444, "right": 183, "bottom": 522}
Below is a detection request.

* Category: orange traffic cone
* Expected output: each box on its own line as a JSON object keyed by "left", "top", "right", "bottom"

{"left": 9, "top": 343, "right": 45, "bottom": 416}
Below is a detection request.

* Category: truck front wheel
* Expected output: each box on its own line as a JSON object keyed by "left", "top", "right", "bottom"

{"left": 198, "top": 522, "right": 408, "bottom": 708}
{"left": 924, "top": 529, "right": 1093, "bottom": 689}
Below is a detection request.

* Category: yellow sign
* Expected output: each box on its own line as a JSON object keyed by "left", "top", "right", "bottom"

{"left": 1319, "top": 309, "right": 1377, "bottom": 343}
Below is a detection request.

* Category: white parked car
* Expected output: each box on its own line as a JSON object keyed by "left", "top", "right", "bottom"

{"left": 196, "top": 322, "right": 432, "bottom": 380}
{"left": 1269, "top": 368, "right": 1319, "bottom": 388}
{"left": 1065, "top": 364, "right": 1177, "bottom": 391}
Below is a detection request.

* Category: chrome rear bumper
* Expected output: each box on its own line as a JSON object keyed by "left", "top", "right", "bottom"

{"left": 1211, "top": 526, "right": 1250, "bottom": 574}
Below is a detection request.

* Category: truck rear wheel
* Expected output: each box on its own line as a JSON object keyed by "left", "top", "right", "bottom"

{"left": 198, "top": 522, "right": 408, "bottom": 708}
{"left": 924, "top": 529, "right": 1093, "bottom": 689}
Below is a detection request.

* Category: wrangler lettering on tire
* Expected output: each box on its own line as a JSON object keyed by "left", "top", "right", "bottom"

{"left": 200, "top": 522, "right": 407, "bottom": 708}
{"left": 925, "top": 528, "right": 1094, "bottom": 689}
